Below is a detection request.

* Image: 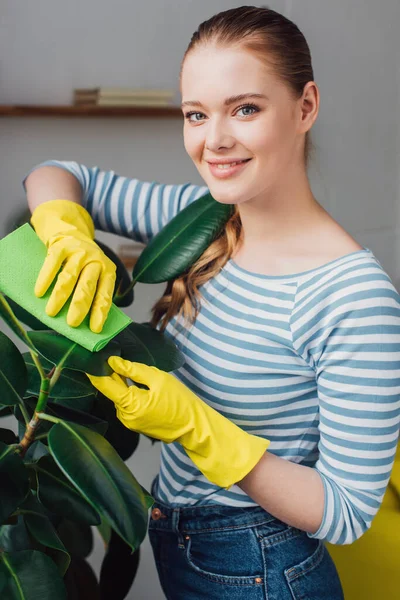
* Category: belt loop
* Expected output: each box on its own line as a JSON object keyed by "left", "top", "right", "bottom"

{"left": 172, "top": 508, "right": 185, "bottom": 548}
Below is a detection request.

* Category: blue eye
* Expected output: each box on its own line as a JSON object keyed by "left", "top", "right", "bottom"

{"left": 184, "top": 111, "right": 206, "bottom": 123}
{"left": 235, "top": 104, "right": 260, "bottom": 117}
{"left": 184, "top": 103, "right": 260, "bottom": 123}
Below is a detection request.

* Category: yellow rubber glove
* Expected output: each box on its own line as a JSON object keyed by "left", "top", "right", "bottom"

{"left": 31, "top": 199, "right": 116, "bottom": 333}
{"left": 88, "top": 356, "right": 270, "bottom": 489}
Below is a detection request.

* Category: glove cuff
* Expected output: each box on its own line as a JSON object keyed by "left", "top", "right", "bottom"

{"left": 31, "top": 199, "right": 95, "bottom": 245}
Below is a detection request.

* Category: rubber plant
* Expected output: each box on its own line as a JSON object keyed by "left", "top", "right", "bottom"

{"left": 0, "top": 194, "right": 233, "bottom": 599}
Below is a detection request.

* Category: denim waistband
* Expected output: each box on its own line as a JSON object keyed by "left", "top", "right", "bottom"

{"left": 149, "top": 496, "right": 277, "bottom": 534}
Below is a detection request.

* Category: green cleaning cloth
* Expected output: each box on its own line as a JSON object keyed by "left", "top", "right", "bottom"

{"left": 0, "top": 223, "right": 132, "bottom": 352}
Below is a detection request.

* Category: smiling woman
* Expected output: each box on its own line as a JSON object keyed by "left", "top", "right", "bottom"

{"left": 23, "top": 5, "right": 400, "bottom": 600}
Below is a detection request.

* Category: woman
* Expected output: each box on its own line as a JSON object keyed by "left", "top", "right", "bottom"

{"left": 24, "top": 6, "right": 400, "bottom": 599}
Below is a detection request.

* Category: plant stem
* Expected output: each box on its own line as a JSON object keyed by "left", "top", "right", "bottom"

{"left": 36, "top": 412, "right": 59, "bottom": 424}
{"left": 30, "top": 349, "right": 46, "bottom": 380}
{"left": 114, "top": 278, "right": 137, "bottom": 303}
{"left": 17, "top": 397, "right": 30, "bottom": 426}
{"left": 18, "top": 378, "right": 51, "bottom": 458}
{"left": 49, "top": 364, "right": 63, "bottom": 391}
{"left": 35, "top": 377, "right": 50, "bottom": 413}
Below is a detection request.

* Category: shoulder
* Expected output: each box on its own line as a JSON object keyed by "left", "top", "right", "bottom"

{"left": 293, "top": 248, "right": 399, "bottom": 322}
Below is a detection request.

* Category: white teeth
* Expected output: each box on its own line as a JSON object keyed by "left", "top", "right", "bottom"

{"left": 215, "top": 161, "right": 243, "bottom": 169}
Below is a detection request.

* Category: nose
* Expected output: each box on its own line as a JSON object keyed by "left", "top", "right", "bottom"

{"left": 205, "top": 117, "right": 235, "bottom": 152}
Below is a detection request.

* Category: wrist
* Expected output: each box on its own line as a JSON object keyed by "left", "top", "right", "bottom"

{"left": 31, "top": 199, "right": 95, "bottom": 243}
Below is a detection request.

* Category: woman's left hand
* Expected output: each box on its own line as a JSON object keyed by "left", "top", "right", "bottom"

{"left": 87, "top": 356, "right": 270, "bottom": 489}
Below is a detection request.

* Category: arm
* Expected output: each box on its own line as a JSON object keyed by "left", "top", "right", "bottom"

{"left": 23, "top": 160, "right": 208, "bottom": 331}
{"left": 24, "top": 160, "right": 209, "bottom": 242}
{"left": 239, "top": 259, "right": 400, "bottom": 544}
{"left": 25, "top": 165, "right": 82, "bottom": 211}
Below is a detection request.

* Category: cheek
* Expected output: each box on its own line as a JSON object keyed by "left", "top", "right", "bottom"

{"left": 183, "top": 126, "right": 203, "bottom": 160}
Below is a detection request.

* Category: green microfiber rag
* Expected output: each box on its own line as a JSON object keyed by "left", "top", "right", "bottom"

{"left": 0, "top": 223, "right": 132, "bottom": 352}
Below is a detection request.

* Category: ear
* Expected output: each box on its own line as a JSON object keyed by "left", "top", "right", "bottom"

{"left": 298, "top": 81, "right": 319, "bottom": 134}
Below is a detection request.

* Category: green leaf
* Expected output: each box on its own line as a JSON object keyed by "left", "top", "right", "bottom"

{"left": 0, "top": 428, "right": 18, "bottom": 444}
{"left": 23, "top": 353, "right": 94, "bottom": 399}
{"left": 0, "top": 516, "right": 33, "bottom": 552}
{"left": 0, "top": 442, "right": 30, "bottom": 524}
{"left": 0, "top": 331, "right": 28, "bottom": 406}
{"left": 56, "top": 520, "right": 93, "bottom": 558}
{"left": 0, "top": 405, "right": 12, "bottom": 418}
{"left": 115, "top": 321, "right": 185, "bottom": 371}
{"left": 27, "top": 331, "right": 120, "bottom": 375}
{"left": 34, "top": 455, "right": 101, "bottom": 526}
{"left": 63, "top": 556, "right": 99, "bottom": 598}
{"left": 92, "top": 394, "right": 140, "bottom": 461}
{"left": 96, "top": 515, "right": 112, "bottom": 546}
{"left": 95, "top": 239, "right": 134, "bottom": 307}
{"left": 0, "top": 549, "right": 67, "bottom": 599}
{"left": 51, "top": 395, "right": 96, "bottom": 413}
{"left": 4, "top": 297, "right": 49, "bottom": 331}
{"left": 48, "top": 422, "right": 149, "bottom": 551}
{"left": 14, "top": 398, "right": 108, "bottom": 437}
{"left": 131, "top": 193, "right": 233, "bottom": 283}
{"left": 99, "top": 530, "right": 140, "bottom": 599}
{"left": 21, "top": 494, "right": 70, "bottom": 576}
{"left": 22, "top": 440, "right": 50, "bottom": 463}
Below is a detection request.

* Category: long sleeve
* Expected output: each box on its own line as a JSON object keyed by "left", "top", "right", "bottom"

{"left": 290, "top": 255, "right": 400, "bottom": 544}
{"left": 23, "top": 160, "right": 209, "bottom": 243}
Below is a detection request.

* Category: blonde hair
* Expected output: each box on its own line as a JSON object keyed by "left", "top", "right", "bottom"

{"left": 150, "top": 6, "right": 314, "bottom": 331}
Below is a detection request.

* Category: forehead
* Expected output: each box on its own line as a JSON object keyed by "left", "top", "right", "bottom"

{"left": 181, "top": 45, "right": 280, "bottom": 96}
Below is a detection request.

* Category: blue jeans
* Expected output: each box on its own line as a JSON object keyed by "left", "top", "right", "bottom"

{"left": 148, "top": 483, "right": 344, "bottom": 599}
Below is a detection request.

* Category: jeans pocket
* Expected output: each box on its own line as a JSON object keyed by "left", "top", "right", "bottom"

{"left": 284, "top": 540, "right": 344, "bottom": 600}
{"left": 184, "top": 526, "right": 265, "bottom": 587}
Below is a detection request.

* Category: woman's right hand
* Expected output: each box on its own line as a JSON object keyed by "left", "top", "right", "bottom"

{"left": 31, "top": 199, "right": 116, "bottom": 333}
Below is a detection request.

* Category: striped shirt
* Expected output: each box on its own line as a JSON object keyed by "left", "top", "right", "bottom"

{"left": 25, "top": 160, "right": 400, "bottom": 545}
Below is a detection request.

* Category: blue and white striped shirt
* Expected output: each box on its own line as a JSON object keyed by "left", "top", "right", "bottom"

{"left": 25, "top": 161, "right": 400, "bottom": 545}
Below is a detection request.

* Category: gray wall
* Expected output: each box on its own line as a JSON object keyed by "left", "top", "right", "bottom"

{"left": 1, "top": 1, "right": 399, "bottom": 598}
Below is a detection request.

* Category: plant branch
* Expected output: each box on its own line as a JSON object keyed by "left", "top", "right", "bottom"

{"left": 18, "top": 379, "right": 51, "bottom": 458}
{"left": 114, "top": 278, "right": 137, "bottom": 303}
{"left": 29, "top": 349, "right": 46, "bottom": 380}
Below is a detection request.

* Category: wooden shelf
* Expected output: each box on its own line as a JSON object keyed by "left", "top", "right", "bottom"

{"left": 0, "top": 105, "right": 182, "bottom": 118}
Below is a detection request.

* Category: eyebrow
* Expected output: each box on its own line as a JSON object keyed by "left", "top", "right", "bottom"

{"left": 181, "top": 93, "right": 268, "bottom": 109}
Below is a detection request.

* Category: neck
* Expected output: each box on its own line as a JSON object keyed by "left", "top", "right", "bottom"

{"left": 236, "top": 168, "right": 327, "bottom": 250}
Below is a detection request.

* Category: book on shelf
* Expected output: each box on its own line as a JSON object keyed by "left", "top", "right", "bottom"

{"left": 74, "top": 97, "right": 173, "bottom": 107}
{"left": 73, "top": 87, "right": 175, "bottom": 106}
{"left": 75, "top": 87, "right": 175, "bottom": 98}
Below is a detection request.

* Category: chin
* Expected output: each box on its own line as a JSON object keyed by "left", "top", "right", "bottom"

{"left": 205, "top": 183, "right": 248, "bottom": 205}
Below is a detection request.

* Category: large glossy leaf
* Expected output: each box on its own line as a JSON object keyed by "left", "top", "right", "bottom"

{"left": 0, "top": 549, "right": 67, "bottom": 599}
{"left": 22, "top": 439, "right": 50, "bottom": 463}
{"left": 5, "top": 297, "right": 49, "bottom": 331}
{"left": 131, "top": 193, "right": 233, "bottom": 283}
{"left": 0, "top": 331, "right": 28, "bottom": 406}
{"left": 93, "top": 393, "right": 140, "bottom": 461}
{"left": 27, "top": 331, "right": 120, "bottom": 375}
{"left": 19, "top": 493, "right": 70, "bottom": 576}
{"left": 0, "top": 442, "right": 30, "bottom": 524}
{"left": 115, "top": 321, "right": 185, "bottom": 371}
{"left": 48, "top": 422, "right": 149, "bottom": 551}
{"left": 0, "top": 428, "right": 18, "bottom": 444}
{"left": 99, "top": 530, "right": 140, "bottom": 599}
{"left": 15, "top": 398, "right": 108, "bottom": 437}
{"left": 95, "top": 239, "right": 134, "bottom": 308}
{"left": 63, "top": 556, "right": 100, "bottom": 599}
{"left": 0, "top": 405, "right": 12, "bottom": 417}
{"left": 0, "top": 516, "right": 33, "bottom": 552}
{"left": 34, "top": 455, "right": 101, "bottom": 526}
{"left": 56, "top": 520, "right": 93, "bottom": 559}
{"left": 23, "top": 353, "right": 94, "bottom": 399}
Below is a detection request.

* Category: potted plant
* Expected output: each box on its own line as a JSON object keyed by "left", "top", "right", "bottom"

{"left": 0, "top": 194, "right": 232, "bottom": 599}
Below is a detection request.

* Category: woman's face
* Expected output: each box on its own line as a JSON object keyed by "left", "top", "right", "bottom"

{"left": 180, "top": 45, "right": 309, "bottom": 206}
